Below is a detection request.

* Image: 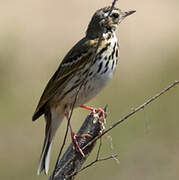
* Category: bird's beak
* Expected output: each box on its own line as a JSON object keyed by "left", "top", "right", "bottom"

{"left": 122, "top": 10, "right": 136, "bottom": 18}
{"left": 117, "top": 10, "right": 136, "bottom": 25}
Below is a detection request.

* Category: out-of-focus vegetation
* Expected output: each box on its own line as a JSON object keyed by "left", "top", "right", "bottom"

{"left": 0, "top": 1, "right": 179, "bottom": 180}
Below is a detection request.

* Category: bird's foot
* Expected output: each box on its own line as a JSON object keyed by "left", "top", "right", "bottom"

{"left": 71, "top": 131, "right": 91, "bottom": 157}
{"left": 80, "top": 105, "right": 106, "bottom": 123}
{"left": 65, "top": 112, "right": 91, "bottom": 156}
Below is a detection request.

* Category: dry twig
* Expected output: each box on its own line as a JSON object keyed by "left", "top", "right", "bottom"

{"left": 76, "top": 138, "right": 118, "bottom": 174}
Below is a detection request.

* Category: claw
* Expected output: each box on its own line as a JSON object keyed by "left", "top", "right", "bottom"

{"left": 71, "top": 132, "right": 91, "bottom": 157}
{"left": 80, "top": 105, "right": 106, "bottom": 123}
{"left": 71, "top": 132, "right": 85, "bottom": 157}
{"left": 65, "top": 112, "right": 91, "bottom": 157}
{"left": 96, "top": 107, "right": 105, "bottom": 122}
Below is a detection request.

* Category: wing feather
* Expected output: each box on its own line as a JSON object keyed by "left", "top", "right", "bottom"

{"left": 32, "top": 37, "right": 97, "bottom": 121}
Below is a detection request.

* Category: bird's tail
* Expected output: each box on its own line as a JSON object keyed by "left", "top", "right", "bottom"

{"left": 37, "top": 110, "right": 64, "bottom": 175}
{"left": 37, "top": 132, "right": 53, "bottom": 175}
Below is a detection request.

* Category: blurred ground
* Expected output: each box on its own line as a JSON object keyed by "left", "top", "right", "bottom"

{"left": 0, "top": 0, "right": 179, "bottom": 180}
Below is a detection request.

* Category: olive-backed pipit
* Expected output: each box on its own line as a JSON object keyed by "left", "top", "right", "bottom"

{"left": 32, "top": 6, "right": 135, "bottom": 175}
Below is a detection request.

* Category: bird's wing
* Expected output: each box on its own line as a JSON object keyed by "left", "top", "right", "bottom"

{"left": 32, "top": 37, "right": 98, "bottom": 121}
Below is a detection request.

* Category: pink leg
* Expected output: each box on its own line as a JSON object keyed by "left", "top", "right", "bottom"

{"left": 80, "top": 105, "right": 105, "bottom": 122}
{"left": 65, "top": 112, "right": 90, "bottom": 157}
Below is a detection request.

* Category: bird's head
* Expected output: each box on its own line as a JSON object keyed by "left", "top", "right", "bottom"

{"left": 86, "top": 6, "right": 136, "bottom": 38}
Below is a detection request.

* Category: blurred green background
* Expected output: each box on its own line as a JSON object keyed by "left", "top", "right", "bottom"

{"left": 0, "top": 0, "right": 179, "bottom": 179}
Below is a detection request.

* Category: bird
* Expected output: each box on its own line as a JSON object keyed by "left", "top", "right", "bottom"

{"left": 32, "top": 6, "right": 135, "bottom": 175}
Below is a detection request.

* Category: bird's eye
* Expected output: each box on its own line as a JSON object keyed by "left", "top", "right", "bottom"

{"left": 112, "top": 13, "right": 119, "bottom": 18}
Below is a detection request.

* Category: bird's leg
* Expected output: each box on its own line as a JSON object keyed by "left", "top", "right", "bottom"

{"left": 80, "top": 105, "right": 105, "bottom": 122}
{"left": 65, "top": 112, "right": 91, "bottom": 157}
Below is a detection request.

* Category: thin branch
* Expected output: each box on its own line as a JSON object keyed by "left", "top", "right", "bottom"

{"left": 108, "top": 0, "right": 118, "bottom": 15}
{"left": 79, "top": 154, "right": 118, "bottom": 173}
{"left": 83, "top": 80, "right": 179, "bottom": 150}
{"left": 96, "top": 138, "right": 102, "bottom": 159}
{"left": 77, "top": 137, "right": 118, "bottom": 173}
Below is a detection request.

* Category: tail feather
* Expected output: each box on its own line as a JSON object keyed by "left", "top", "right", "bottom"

{"left": 37, "top": 109, "right": 64, "bottom": 175}
{"left": 37, "top": 134, "right": 53, "bottom": 175}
